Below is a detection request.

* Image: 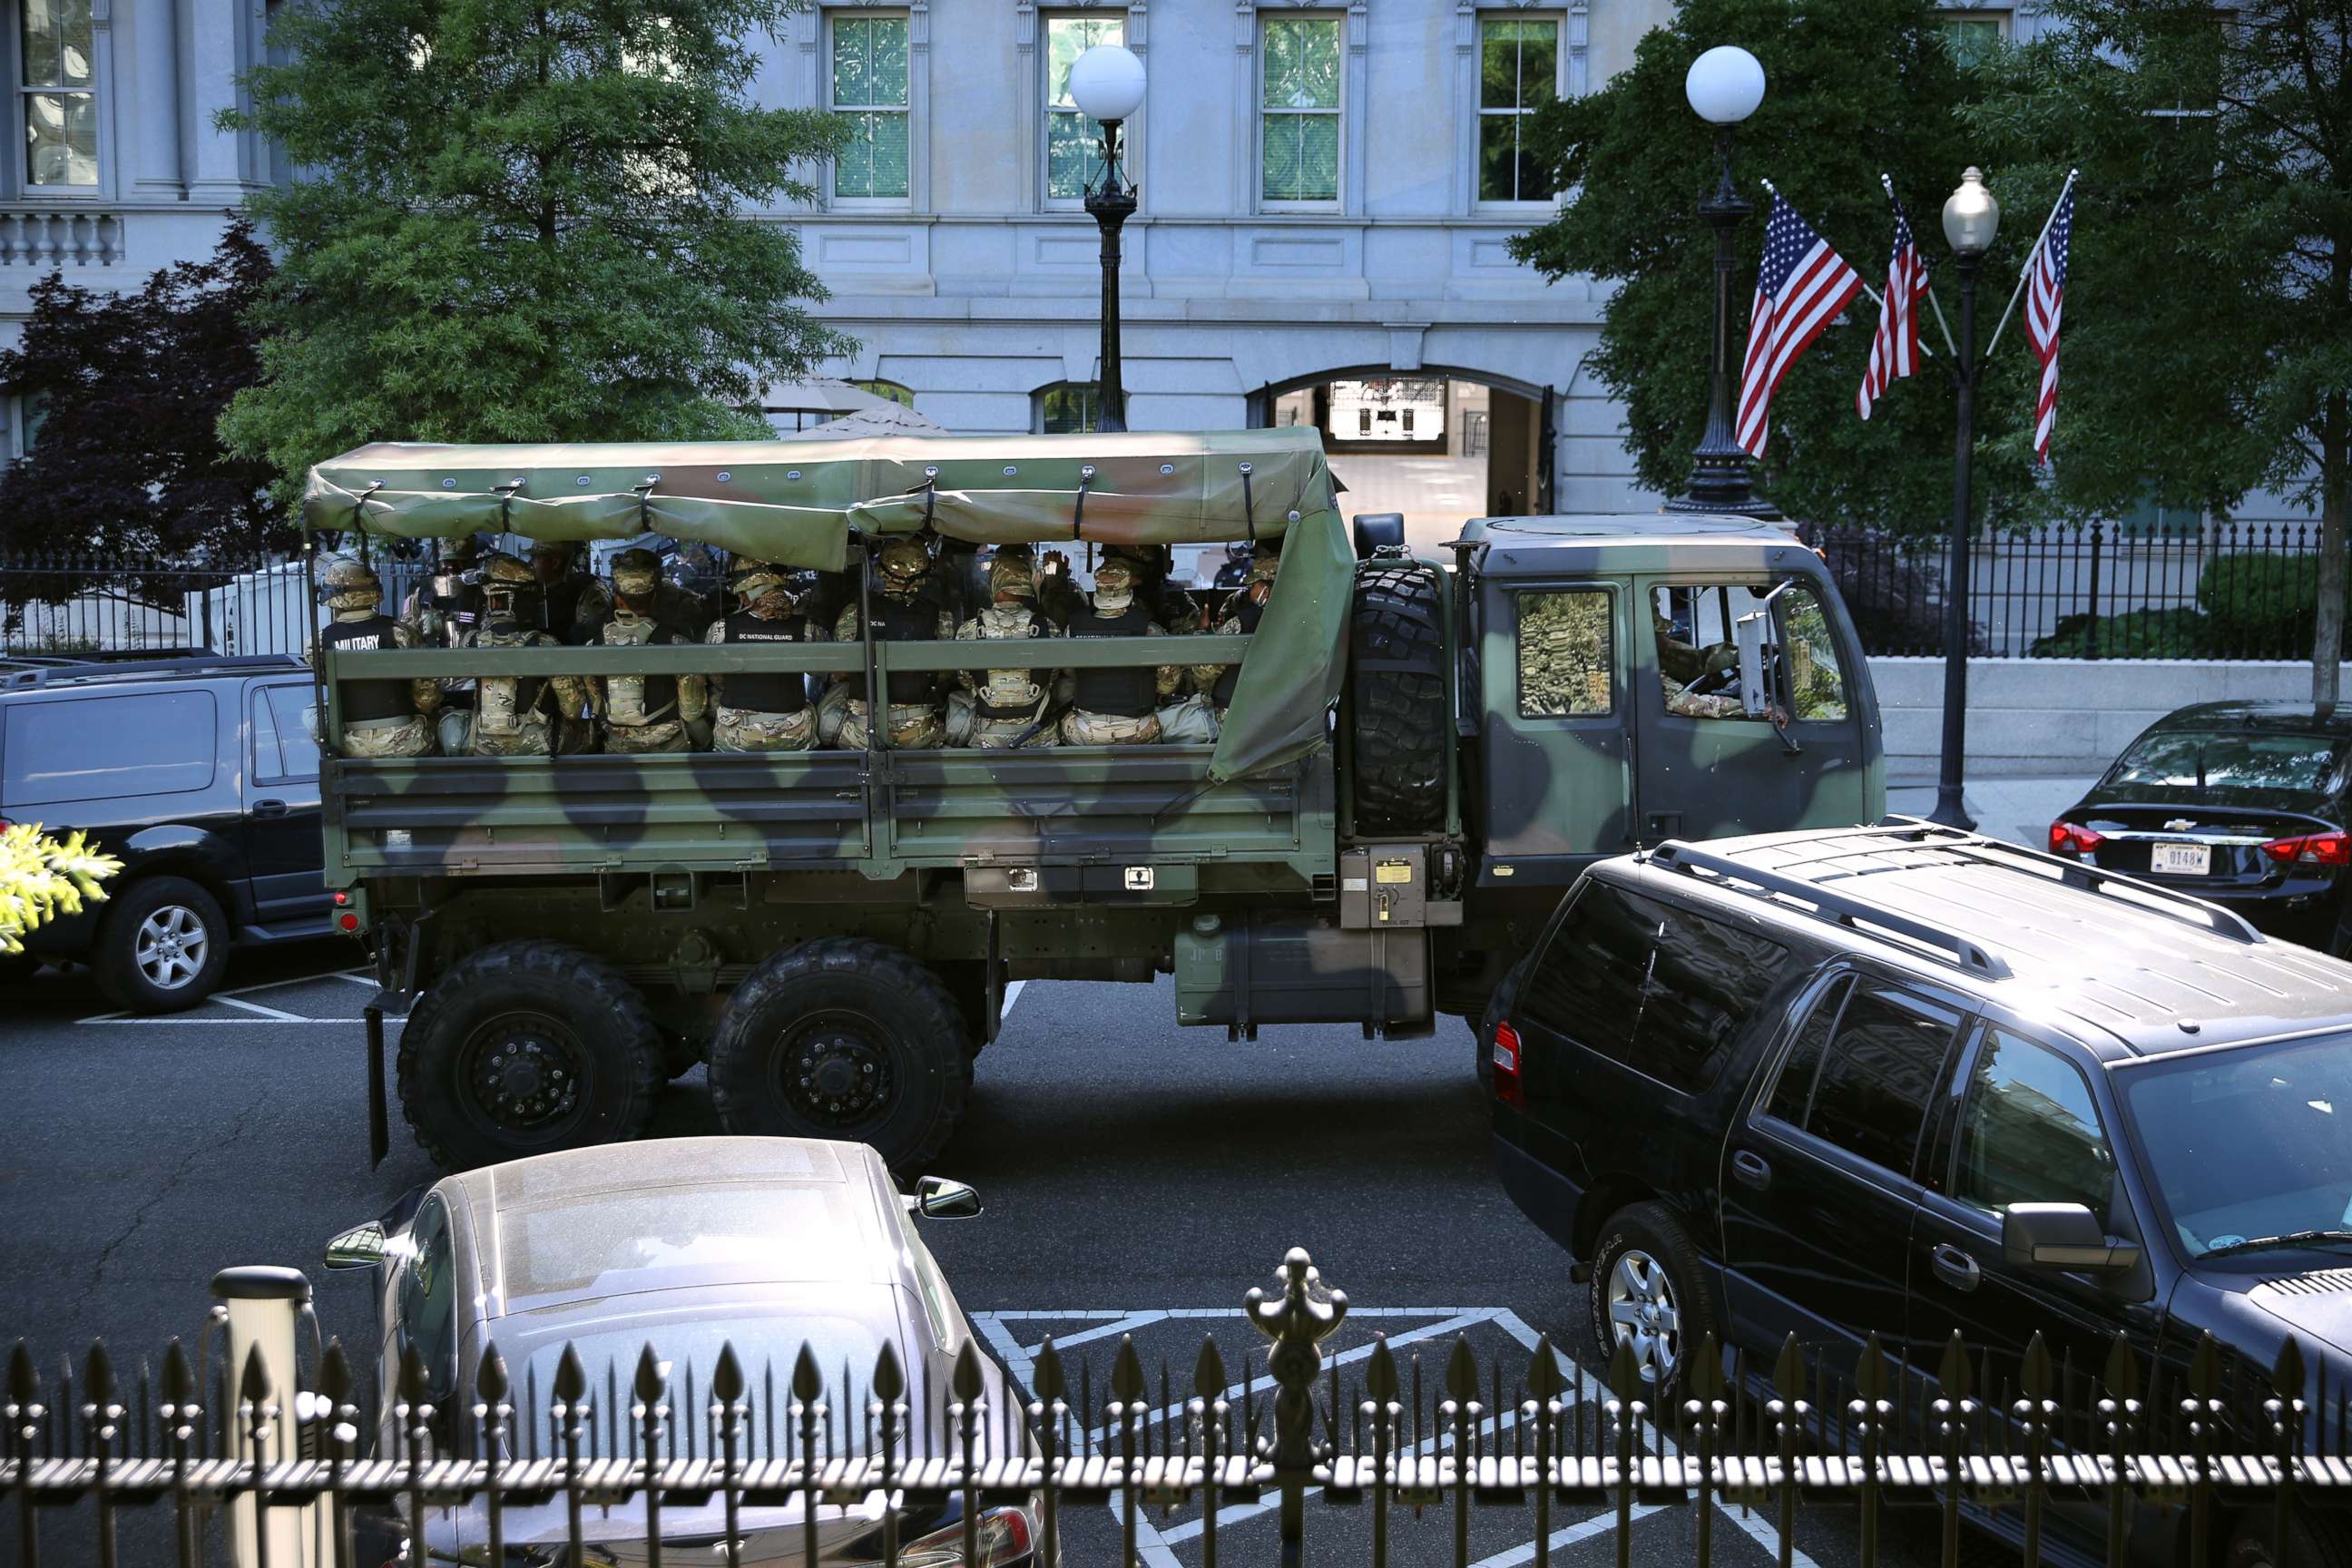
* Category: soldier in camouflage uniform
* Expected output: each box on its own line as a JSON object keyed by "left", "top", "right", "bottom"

{"left": 1195, "top": 538, "right": 1284, "bottom": 733}
{"left": 1060, "top": 553, "right": 1170, "bottom": 746}
{"left": 441, "top": 554, "right": 591, "bottom": 757}
{"left": 593, "top": 547, "right": 711, "bottom": 753}
{"left": 704, "top": 558, "right": 820, "bottom": 752}
{"left": 948, "top": 553, "right": 1060, "bottom": 749}
{"left": 315, "top": 554, "right": 440, "bottom": 758}
{"left": 833, "top": 538, "right": 956, "bottom": 750}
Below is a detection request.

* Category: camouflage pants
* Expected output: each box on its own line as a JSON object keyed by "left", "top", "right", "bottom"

{"left": 840, "top": 701, "right": 944, "bottom": 751}
{"left": 948, "top": 690, "right": 1057, "bottom": 749}
{"left": 604, "top": 718, "right": 691, "bottom": 754}
{"left": 1155, "top": 695, "right": 1220, "bottom": 745}
{"left": 817, "top": 682, "right": 852, "bottom": 747}
{"left": 339, "top": 716, "right": 435, "bottom": 759}
{"left": 714, "top": 706, "right": 816, "bottom": 753}
{"left": 1061, "top": 710, "right": 1161, "bottom": 746}
{"left": 447, "top": 713, "right": 574, "bottom": 757}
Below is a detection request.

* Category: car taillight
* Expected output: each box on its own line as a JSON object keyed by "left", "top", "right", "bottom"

{"left": 1492, "top": 1020, "right": 1525, "bottom": 1109}
{"left": 899, "top": 1506, "right": 1034, "bottom": 1568}
{"left": 2049, "top": 821, "right": 2104, "bottom": 855}
{"left": 2262, "top": 830, "right": 2351, "bottom": 867}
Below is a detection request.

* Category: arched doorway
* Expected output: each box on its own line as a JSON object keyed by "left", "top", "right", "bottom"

{"left": 1248, "top": 367, "right": 1554, "bottom": 545}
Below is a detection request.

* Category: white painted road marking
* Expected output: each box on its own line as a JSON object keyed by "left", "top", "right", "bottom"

{"left": 212, "top": 995, "right": 308, "bottom": 1022}
{"left": 75, "top": 965, "right": 377, "bottom": 1026}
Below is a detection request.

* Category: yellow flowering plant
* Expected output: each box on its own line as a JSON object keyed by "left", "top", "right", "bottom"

{"left": 0, "top": 821, "right": 122, "bottom": 955}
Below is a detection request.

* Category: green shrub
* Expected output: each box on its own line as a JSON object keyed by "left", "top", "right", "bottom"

{"left": 2198, "top": 552, "right": 2324, "bottom": 656}
{"left": 2027, "top": 607, "right": 2210, "bottom": 659}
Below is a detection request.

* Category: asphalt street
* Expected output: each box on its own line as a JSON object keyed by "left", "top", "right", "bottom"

{"left": 0, "top": 943, "right": 1980, "bottom": 1568}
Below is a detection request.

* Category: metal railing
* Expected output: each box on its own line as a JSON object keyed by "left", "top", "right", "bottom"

{"left": 1808, "top": 519, "right": 2338, "bottom": 661}
{"left": 7, "top": 1247, "right": 2350, "bottom": 1568}
{"left": 0, "top": 554, "right": 439, "bottom": 660}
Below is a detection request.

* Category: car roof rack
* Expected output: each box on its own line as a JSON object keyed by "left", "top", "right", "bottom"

{"left": 1870, "top": 814, "right": 2265, "bottom": 947}
{"left": 1647, "top": 838, "right": 2014, "bottom": 980}
{"left": 0, "top": 652, "right": 304, "bottom": 690}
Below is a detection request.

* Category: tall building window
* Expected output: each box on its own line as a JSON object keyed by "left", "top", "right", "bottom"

{"left": 21, "top": 0, "right": 97, "bottom": 189}
{"left": 1037, "top": 383, "right": 1101, "bottom": 435}
{"left": 1259, "top": 15, "right": 1340, "bottom": 204}
{"left": 830, "top": 13, "right": 910, "bottom": 201}
{"left": 1939, "top": 14, "right": 2006, "bottom": 68}
{"left": 1478, "top": 16, "right": 1557, "bottom": 203}
{"left": 1045, "top": 14, "right": 1124, "bottom": 202}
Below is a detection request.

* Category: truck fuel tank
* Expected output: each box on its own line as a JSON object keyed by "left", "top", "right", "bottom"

{"left": 1173, "top": 910, "right": 1431, "bottom": 1039}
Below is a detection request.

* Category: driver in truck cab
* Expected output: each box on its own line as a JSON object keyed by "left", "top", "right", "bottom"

{"left": 703, "top": 557, "right": 821, "bottom": 753}
{"left": 593, "top": 547, "right": 711, "bottom": 753}
{"left": 315, "top": 554, "right": 440, "bottom": 758}
{"left": 831, "top": 537, "right": 956, "bottom": 750}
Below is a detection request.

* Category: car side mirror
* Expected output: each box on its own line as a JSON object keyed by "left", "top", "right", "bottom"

{"left": 1735, "top": 610, "right": 1769, "bottom": 718}
{"left": 911, "top": 1175, "right": 983, "bottom": 1220}
{"left": 323, "top": 1220, "right": 388, "bottom": 1271}
{"left": 2002, "top": 1202, "right": 2141, "bottom": 1272}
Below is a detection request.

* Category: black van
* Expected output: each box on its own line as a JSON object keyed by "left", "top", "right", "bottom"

{"left": 1488, "top": 820, "right": 2352, "bottom": 1567}
{"left": 0, "top": 655, "right": 331, "bottom": 1011}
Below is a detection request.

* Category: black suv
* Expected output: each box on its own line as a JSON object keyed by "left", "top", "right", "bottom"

{"left": 1489, "top": 820, "right": 2352, "bottom": 1567}
{"left": 0, "top": 654, "right": 330, "bottom": 1011}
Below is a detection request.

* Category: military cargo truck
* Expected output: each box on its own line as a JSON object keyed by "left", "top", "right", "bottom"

{"left": 305, "top": 427, "right": 1883, "bottom": 1172}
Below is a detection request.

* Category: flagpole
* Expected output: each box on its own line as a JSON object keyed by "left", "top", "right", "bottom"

{"left": 1983, "top": 167, "right": 2078, "bottom": 362}
{"left": 1886, "top": 172, "right": 1959, "bottom": 359}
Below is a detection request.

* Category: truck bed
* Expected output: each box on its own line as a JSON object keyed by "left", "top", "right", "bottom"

{"left": 323, "top": 746, "right": 1337, "bottom": 884}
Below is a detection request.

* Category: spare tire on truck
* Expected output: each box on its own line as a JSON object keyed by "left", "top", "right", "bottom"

{"left": 708, "top": 937, "right": 971, "bottom": 1174}
{"left": 1349, "top": 562, "right": 1450, "bottom": 835}
{"left": 397, "top": 940, "right": 665, "bottom": 1170}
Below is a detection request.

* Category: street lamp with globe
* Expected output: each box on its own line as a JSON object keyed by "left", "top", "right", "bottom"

{"left": 1927, "top": 167, "right": 2001, "bottom": 829}
{"left": 1069, "top": 44, "right": 1146, "bottom": 434}
{"left": 1665, "top": 44, "right": 1776, "bottom": 518}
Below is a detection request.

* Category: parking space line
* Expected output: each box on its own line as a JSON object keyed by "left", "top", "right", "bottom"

{"left": 74, "top": 1015, "right": 373, "bottom": 1025}
{"left": 213, "top": 995, "right": 308, "bottom": 1022}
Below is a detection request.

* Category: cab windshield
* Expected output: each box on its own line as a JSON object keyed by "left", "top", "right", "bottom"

{"left": 2122, "top": 1033, "right": 2352, "bottom": 1264}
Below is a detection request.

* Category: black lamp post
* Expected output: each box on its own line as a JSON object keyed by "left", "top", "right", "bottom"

{"left": 1928, "top": 166, "right": 2001, "bottom": 831}
{"left": 1071, "top": 45, "right": 1147, "bottom": 435}
{"left": 1664, "top": 44, "right": 1778, "bottom": 520}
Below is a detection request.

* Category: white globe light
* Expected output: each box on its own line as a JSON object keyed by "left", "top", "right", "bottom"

{"left": 1069, "top": 44, "right": 1147, "bottom": 123}
{"left": 1684, "top": 45, "right": 1765, "bottom": 125}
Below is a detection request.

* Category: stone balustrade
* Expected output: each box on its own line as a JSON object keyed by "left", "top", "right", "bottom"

{"left": 0, "top": 208, "right": 127, "bottom": 267}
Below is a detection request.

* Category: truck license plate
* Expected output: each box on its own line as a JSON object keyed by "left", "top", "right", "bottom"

{"left": 2152, "top": 842, "right": 2211, "bottom": 876}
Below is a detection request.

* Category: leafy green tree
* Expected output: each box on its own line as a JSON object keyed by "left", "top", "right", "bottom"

{"left": 1512, "top": 0, "right": 2040, "bottom": 536}
{"left": 0, "top": 822, "right": 118, "bottom": 956}
{"left": 220, "top": 0, "right": 849, "bottom": 507}
{"left": 0, "top": 222, "right": 284, "bottom": 566}
{"left": 1966, "top": 0, "right": 2352, "bottom": 705}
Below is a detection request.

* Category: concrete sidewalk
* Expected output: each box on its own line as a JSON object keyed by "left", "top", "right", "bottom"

{"left": 1885, "top": 775, "right": 2098, "bottom": 848}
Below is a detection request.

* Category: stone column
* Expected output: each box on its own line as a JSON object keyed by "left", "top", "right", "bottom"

{"left": 130, "top": 0, "right": 183, "bottom": 196}
{"left": 184, "top": 0, "right": 249, "bottom": 201}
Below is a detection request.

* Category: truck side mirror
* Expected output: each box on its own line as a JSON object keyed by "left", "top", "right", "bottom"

{"left": 2002, "top": 1202, "right": 2141, "bottom": 1272}
{"left": 1735, "top": 611, "right": 1769, "bottom": 718}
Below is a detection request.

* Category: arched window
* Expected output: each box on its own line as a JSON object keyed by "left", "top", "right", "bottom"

{"left": 856, "top": 379, "right": 917, "bottom": 408}
{"left": 1034, "top": 382, "right": 1101, "bottom": 435}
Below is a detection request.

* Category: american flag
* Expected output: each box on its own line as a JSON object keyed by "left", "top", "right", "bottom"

{"left": 1856, "top": 195, "right": 1928, "bottom": 421}
{"left": 1737, "top": 194, "right": 1866, "bottom": 457}
{"left": 2025, "top": 184, "right": 2075, "bottom": 465}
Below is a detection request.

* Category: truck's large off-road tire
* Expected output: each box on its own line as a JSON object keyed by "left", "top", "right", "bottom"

{"left": 1349, "top": 564, "right": 1449, "bottom": 835}
{"left": 708, "top": 938, "right": 971, "bottom": 1174}
{"left": 397, "top": 940, "right": 664, "bottom": 1171}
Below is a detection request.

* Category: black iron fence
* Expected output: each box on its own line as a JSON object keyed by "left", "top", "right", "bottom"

{"left": 7, "top": 1248, "right": 2351, "bottom": 1568}
{"left": 1808, "top": 519, "right": 2338, "bottom": 662}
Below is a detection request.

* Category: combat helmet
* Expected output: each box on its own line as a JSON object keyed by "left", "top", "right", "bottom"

{"left": 730, "top": 557, "right": 792, "bottom": 605}
{"left": 477, "top": 553, "right": 540, "bottom": 623}
{"left": 986, "top": 552, "right": 1036, "bottom": 603}
{"left": 1092, "top": 553, "right": 1140, "bottom": 612}
{"left": 877, "top": 538, "right": 932, "bottom": 601}
{"left": 1247, "top": 538, "right": 1282, "bottom": 585}
{"left": 609, "top": 547, "right": 663, "bottom": 618}
{"left": 317, "top": 554, "right": 383, "bottom": 614}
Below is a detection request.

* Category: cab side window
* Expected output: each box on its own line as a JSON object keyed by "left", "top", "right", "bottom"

{"left": 1649, "top": 583, "right": 1767, "bottom": 720}
{"left": 1777, "top": 587, "right": 1848, "bottom": 721}
{"left": 397, "top": 1196, "right": 459, "bottom": 1405}
{"left": 1515, "top": 590, "right": 1612, "bottom": 718}
{"left": 1954, "top": 1028, "right": 2116, "bottom": 1224}
{"left": 1763, "top": 984, "right": 1961, "bottom": 1181}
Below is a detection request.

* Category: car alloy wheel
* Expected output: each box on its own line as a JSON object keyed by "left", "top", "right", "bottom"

{"left": 1603, "top": 1248, "right": 1681, "bottom": 1387}
{"left": 133, "top": 905, "right": 211, "bottom": 992}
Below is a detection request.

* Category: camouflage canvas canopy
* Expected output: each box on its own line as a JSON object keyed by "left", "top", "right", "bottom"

{"left": 301, "top": 426, "right": 1356, "bottom": 781}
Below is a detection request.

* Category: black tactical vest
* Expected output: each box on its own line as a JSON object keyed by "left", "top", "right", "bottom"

{"left": 321, "top": 614, "right": 411, "bottom": 723}
{"left": 1213, "top": 593, "right": 1267, "bottom": 708}
{"left": 1070, "top": 599, "right": 1158, "bottom": 718}
{"left": 720, "top": 610, "right": 812, "bottom": 714}
{"left": 848, "top": 596, "right": 942, "bottom": 704}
